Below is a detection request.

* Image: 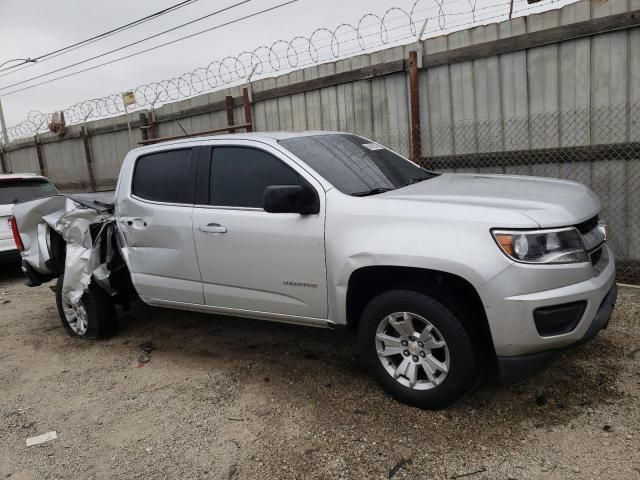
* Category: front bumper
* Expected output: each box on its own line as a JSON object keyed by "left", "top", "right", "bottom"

{"left": 481, "top": 245, "right": 616, "bottom": 356}
{"left": 498, "top": 282, "right": 617, "bottom": 384}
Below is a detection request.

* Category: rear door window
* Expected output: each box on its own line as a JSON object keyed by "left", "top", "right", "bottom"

{"left": 132, "top": 149, "right": 193, "bottom": 204}
{"left": 209, "top": 147, "right": 301, "bottom": 208}
{"left": 0, "top": 179, "right": 58, "bottom": 204}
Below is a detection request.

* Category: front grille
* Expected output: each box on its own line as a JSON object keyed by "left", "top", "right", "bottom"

{"left": 575, "top": 215, "right": 599, "bottom": 234}
{"left": 592, "top": 246, "right": 608, "bottom": 276}
{"left": 574, "top": 214, "right": 607, "bottom": 275}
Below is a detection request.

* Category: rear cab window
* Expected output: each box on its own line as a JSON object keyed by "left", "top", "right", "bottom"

{"left": 132, "top": 149, "right": 193, "bottom": 204}
{"left": 0, "top": 179, "right": 58, "bottom": 204}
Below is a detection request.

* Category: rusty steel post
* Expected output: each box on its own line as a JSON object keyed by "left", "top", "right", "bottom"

{"left": 139, "top": 111, "right": 158, "bottom": 144}
{"left": 81, "top": 127, "right": 97, "bottom": 192}
{"left": 148, "top": 111, "right": 158, "bottom": 142}
{"left": 242, "top": 87, "right": 253, "bottom": 132}
{"left": 0, "top": 147, "right": 7, "bottom": 173}
{"left": 408, "top": 50, "right": 422, "bottom": 164}
{"left": 139, "top": 112, "right": 150, "bottom": 144}
{"left": 34, "top": 135, "right": 47, "bottom": 177}
{"left": 225, "top": 96, "right": 235, "bottom": 131}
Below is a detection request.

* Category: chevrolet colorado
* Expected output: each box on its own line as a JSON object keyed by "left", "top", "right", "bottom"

{"left": 11, "top": 132, "right": 617, "bottom": 409}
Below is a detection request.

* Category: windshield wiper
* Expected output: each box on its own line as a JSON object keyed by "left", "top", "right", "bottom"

{"left": 351, "top": 187, "right": 395, "bottom": 197}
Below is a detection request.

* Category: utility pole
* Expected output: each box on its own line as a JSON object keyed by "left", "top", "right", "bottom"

{"left": 0, "top": 97, "right": 8, "bottom": 145}
{"left": 0, "top": 58, "right": 36, "bottom": 145}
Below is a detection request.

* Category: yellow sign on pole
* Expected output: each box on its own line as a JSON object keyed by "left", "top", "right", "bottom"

{"left": 123, "top": 91, "right": 136, "bottom": 106}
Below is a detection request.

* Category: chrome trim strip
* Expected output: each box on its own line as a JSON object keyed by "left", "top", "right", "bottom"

{"left": 193, "top": 204, "right": 264, "bottom": 212}
{"left": 130, "top": 194, "right": 194, "bottom": 208}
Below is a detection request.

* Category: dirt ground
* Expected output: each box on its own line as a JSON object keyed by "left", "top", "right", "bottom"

{"left": 0, "top": 263, "right": 639, "bottom": 480}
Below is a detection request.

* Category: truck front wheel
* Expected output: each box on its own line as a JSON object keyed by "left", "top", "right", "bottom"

{"left": 358, "top": 289, "right": 479, "bottom": 409}
{"left": 55, "top": 275, "right": 117, "bottom": 339}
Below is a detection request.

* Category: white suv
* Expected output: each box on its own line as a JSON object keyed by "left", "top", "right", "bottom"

{"left": 0, "top": 174, "right": 58, "bottom": 261}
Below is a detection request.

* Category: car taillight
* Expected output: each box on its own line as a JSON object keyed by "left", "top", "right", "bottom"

{"left": 10, "top": 216, "right": 24, "bottom": 252}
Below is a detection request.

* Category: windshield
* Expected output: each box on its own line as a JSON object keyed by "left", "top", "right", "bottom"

{"left": 279, "top": 134, "right": 436, "bottom": 196}
{"left": 0, "top": 179, "right": 58, "bottom": 204}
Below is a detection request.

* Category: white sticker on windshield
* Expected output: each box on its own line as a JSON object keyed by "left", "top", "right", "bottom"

{"left": 362, "top": 142, "right": 384, "bottom": 151}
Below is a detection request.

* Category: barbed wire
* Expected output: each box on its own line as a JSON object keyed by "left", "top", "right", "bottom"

{"left": 2, "top": 0, "right": 564, "bottom": 143}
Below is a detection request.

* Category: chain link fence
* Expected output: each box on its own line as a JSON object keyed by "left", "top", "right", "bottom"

{"left": 3, "top": 94, "right": 638, "bottom": 285}
{"left": 416, "top": 102, "right": 640, "bottom": 284}
{"left": 0, "top": 0, "right": 566, "bottom": 143}
{"left": 321, "top": 102, "right": 640, "bottom": 284}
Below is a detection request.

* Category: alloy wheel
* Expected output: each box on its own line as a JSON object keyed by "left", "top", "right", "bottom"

{"left": 375, "top": 311, "right": 450, "bottom": 390}
{"left": 61, "top": 296, "right": 89, "bottom": 336}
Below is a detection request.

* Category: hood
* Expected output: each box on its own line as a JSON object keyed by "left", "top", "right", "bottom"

{"left": 381, "top": 173, "right": 600, "bottom": 227}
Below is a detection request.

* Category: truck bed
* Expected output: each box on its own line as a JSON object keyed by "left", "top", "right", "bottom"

{"left": 66, "top": 191, "right": 115, "bottom": 210}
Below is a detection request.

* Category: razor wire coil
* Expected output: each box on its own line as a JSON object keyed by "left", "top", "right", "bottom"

{"left": 2, "top": 0, "right": 562, "bottom": 143}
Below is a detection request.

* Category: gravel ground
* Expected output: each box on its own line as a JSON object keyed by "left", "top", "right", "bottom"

{"left": 0, "top": 262, "right": 639, "bottom": 480}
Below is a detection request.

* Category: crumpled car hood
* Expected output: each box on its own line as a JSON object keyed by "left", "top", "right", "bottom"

{"left": 381, "top": 173, "right": 601, "bottom": 227}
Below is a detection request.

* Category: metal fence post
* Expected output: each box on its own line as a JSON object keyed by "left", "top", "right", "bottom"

{"left": 80, "top": 126, "right": 97, "bottom": 192}
{"left": 148, "top": 111, "right": 158, "bottom": 141}
{"left": 242, "top": 87, "right": 253, "bottom": 132}
{"left": 34, "top": 135, "right": 47, "bottom": 177}
{"left": 408, "top": 50, "right": 422, "bottom": 164}
{"left": 225, "top": 95, "right": 235, "bottom": 130}
{"left": 139, "top": 112, "right": 150, "bottom": 144}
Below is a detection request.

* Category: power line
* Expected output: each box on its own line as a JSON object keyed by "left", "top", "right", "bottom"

{"left": 1, "top": 0, "right": 299, "bottom": 97}
{"left": 0, "top": 0, "right": 260, "bottom": 91}
{"left": 0, "top": 58, "right": 37, "bottom": 71}
{"left": 0, "top": 0, "right": 202, "bottom": 76}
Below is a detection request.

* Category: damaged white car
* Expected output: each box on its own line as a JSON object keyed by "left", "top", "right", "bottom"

{"left": 1, "top": 173, "right": 58, "bottom": 262}
{"left": 11, "top": 132, "right": 617, "bottom": 409}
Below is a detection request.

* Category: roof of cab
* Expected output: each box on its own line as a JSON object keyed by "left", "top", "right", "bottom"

{"left": 130, "top": 130, "right": 346, "bottom": 154}
{"left": 0, "top": 173, "right": 48, "bottom": 181}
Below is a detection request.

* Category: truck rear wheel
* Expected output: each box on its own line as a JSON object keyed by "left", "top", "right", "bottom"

{"left": 55, "top": 275, "right": 117, "bottom": 339}
{"left": 358, "top": 289, "right": 478, "bottom": 409}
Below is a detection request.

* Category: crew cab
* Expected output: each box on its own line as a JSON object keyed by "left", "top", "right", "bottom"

{"left": 1, "top": 173, "right": 58, "bottom": 262}
{"left": 11, "top": 132, "right": 617, "bottom": 409}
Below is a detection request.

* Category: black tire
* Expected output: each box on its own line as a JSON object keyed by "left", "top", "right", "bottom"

{"left": 55, "top": 275, "right": 117, "bottom": 339}
{"left": 358, "top": 289, "right": 478, "bottom": 409}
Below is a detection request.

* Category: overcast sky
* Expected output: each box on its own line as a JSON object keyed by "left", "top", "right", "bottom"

{"left": 0, "top": 0, "right": 575, "bottom": 128}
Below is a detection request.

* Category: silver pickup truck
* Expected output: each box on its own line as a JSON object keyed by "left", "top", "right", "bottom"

{"left": 11, "top": 131, "right": 617, "bottom": 409}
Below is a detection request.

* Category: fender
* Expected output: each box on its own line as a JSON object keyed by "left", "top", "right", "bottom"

{"left": 328, "top": 253, "right": 503, "bottom": 325}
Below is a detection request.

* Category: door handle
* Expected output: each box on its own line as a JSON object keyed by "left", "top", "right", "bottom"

{"left": 199, "top": 223, "right": 227, "bottom": 234}
{"left": 126, "top": 218, "right": 147, "bottom": 228}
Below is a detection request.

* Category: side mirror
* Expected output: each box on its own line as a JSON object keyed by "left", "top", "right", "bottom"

{"left": 263, "top": 185, "right": 319, "bottom": 214}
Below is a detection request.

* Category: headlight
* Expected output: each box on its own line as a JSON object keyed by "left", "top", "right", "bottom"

{"left": 492, "top": 227, "right": 588, "bottom": 264}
